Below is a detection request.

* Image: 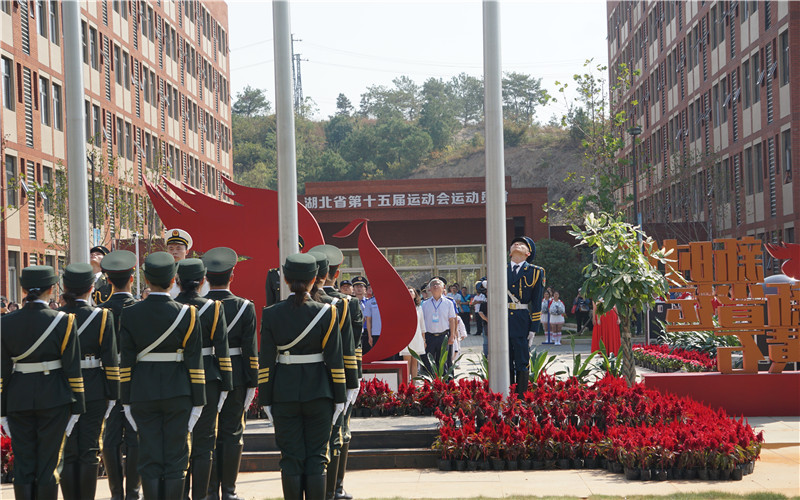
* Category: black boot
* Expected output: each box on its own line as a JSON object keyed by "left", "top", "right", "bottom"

{"left": 124, "top": 446, "right": 142, "bottom": 500}
{"left": 59, "top": 461, "right": 79, "bottom": 500}
{"left": 103, "top": 445, "right": 125, "bottom": 500}
{"left": 207, "top": 448, "right": 220, "bottom": 500}
{"left": 335, "top": 443, "right": 353, "bottom": 500}
{"left": 281, "top": 474, "right": 303, "bottom": 500}
{"left": 13, "top": 483, "right": 34, "bottom": 500}
{"left": 304, "top": 474, "right": 326, "bottom": 500}
{"left": 220, "top": 444, "right": 243, "bottom": 500}
{"left": 35, "top": 481, "right": 59, "bottom": 500}
{"left": 139, "top": 478, "right": 161, "bottom": 500}
{"left": 325, "top": 453, "right": 340, "bottom": 500}
{"left": 184, "top": 463, "right": 192, "bottom": 500}
{"left": 191, "top": 458, "right": 213, "bottom": 500}
{"left": 164, "top": 477, "right": 186, "bottom": 500}
{"left": 78, "top": 463, "right": 100, "bottom": 500}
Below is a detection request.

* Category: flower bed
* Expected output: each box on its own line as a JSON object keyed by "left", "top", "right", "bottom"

{"left": 1, "top": 435, "right": 12, "bottom": 483}
{"left": 633, "top": 344, "right": 716, "bottom": 372}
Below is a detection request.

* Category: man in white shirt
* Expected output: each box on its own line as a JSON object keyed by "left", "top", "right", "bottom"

{"left": 420, "top": 278, "right": 457, "bottom": 374}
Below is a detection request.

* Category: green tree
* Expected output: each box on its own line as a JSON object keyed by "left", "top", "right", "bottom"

{"left": 449, "top": 72, "right": 484, "bottom": 126}
{"left": 419, "top": 77, "right": 459, "bottom": 150}
{"left": 534, "top": 239, "right": 590, "bottom": 318}
{"left": 335, "top": 93, "right": 354, "bottom": 116}
{"left": 358, "top": 76, "right": 421, "bottom": 120}
{"left": 324, "top": 114, "right": 354, "bottom": 150}
{"left": 569, "top": 212, "right": 672, "bottom": 385}
{"left": 231, "top": 85, "right": 271, "bottom": 117}
{"left": 502, "top": 72, "right": 546, "bottom": 125}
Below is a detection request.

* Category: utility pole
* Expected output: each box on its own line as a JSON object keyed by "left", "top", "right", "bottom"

{"left": 290, "top": 34, "right": 304, "bottom": 113}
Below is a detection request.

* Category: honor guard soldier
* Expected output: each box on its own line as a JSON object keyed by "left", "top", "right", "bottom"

{"left": 259, "top": 253, "right": 346, "bottom": 500}
{"left": 175, "top": 259, "right": 233, "bottom": 500}
{"left": 0, "top": 265, "right": 86, "bottom": 500}
{"left": 90, "top": 245, "right": 113, "bottom": 305}
{"left": 507, "top": 236, "right": 546, "bottom": 399}
{"left": 309, "top": 245, "right": 362, "bottom": 500}
{"left": 266, "top": 236, "right": 305, "bottom": 306}
{"left": 100, "top": 250, "right": 141, "bottom": 500}
{"left": 58, "top": 264, "right": 120, "bottom": 500}
{"left": 202, "top": 247, "right": 258, "bottom": 500}
{"left": 165, "top": 228, "right": 210, "bottom": 298}
{"left": 118, "top": 252, "right": 206, "bottom": 499}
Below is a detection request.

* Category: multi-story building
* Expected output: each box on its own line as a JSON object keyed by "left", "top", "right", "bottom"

{"left": 1, "top": 0, "right": 233, "bottom": 303}
{"left": 608, "top": 1, "right": 796, "bottom": 269}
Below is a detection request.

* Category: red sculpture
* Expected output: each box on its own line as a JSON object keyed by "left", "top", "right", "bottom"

{"left": 765, "top": 242, "right": 800, "bottom": 280}
{"left": 334, "top": 219, "right": 416, "bottom": 363}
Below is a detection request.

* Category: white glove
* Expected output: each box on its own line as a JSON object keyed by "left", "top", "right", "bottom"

{"left": 65, "top": 414, "right": 80, "bottom": 437}
{"left": 244, "top": 387, "right": 256, "bottom": 411}
{"left": 345, "top": 388, "right": 359, "bottom": 412}
{"left": 122, "top": 405, "right": 137, "bottom": 432}
{"left": 0, "top": 416, "right": 11, "bottom": 438}
{"left": 332, "top": 402, "right": 345, "bottom": 425}
{"left": 188, "top": 406, "right": 203, "bottom": 432}
{"left": 104, "top": 401, "right": 116, "bottom": 420}
{"left": 217, "top": 391, "right": 229, "bottom": 413}
{"left": 262, "top": 406, "right": 273, "bottom": 423}
{"left": 528, "top": 331, "right": 536, "bottom": 348}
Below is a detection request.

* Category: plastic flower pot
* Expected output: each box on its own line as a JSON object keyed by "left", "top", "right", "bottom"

{"left": 532, "top": 460, "right": 545, "bottom": 470}
{"left": 370, "top": 408, "right": 381, "bottom": 417}
{"left": 455, "top": 460, "right": 467, "bottom": 471}
{"left": 708, "top": 469, "right": 720, "bottom": 480}
{"left": 731, "top": 467, "right": 743, "bottom": 481}
{"left": 685, "top": 468, "right": 698, "bottom": 479}
{"left": 655, "top": 469, "right": 669, "bottom": 480}
{"left": 467, "top": 460, "right": 478, "bottom": 471}
{"left": 611, "top": 461, "right": 623, "bottom": 474}
{"left": 506, "top": 460, "right": 518, "bottom": 470}
{"left": 544, "top": 459, "right": 556, "bottom": 470}
{"left": 639, "top": 468, "right": 651, "bottom": 480}
{"left": 520, "top": 459, "right": 532, "bottom": 470}
{"left": 490, "top": 458, "right": 505, "bottom": 470}
{"left": 697, "top": 468, "right": 709, "bottom": 480}
{"left": 571, "top": 458, "right": 584, "bottom": 469}
{"left": 437, "top": 459, "right": 452, "bottom": 471}
{"left": 479, "top": 461, "right": 490, "bottom": 471}
{"left": 557, "top": 458, "right": 570, "bottom": 469}
{"left": 624, "top": 467, "right": 640, "bottom": 480}
{"left": 584, "top": 457, "right": 597, "bottom": 469}
{"left": 671, "top": 467, "right": 684, "bottom": 480}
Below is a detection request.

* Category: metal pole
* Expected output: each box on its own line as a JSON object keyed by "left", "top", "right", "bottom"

{"left": 483, "top": 0, "right": 510, "bottom": 396}
{"left": 63, "top": 0, "right": 90, "bottom": 263}
{"left": 134, "top": 232, "right": 140, "bottom": 298}
{"left": 273, "top": 0, "right": 298, "bottom": 300}
{"left": 90, "top": 155, "right": 96, "bottom": 239}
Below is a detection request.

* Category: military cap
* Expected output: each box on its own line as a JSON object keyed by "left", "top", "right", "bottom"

{"left": 165, "top": 228, "right": 193, "bottom": 250}
{"left": 177, "top": 258, "right": 206, "bottom": 281}
{"left": 276, "top": 235, "right": 306, "bottom": 251}
{"left": 351, "top": 276, "right": 369, "bottom": 287}
{"left": 144, "top": 251, "right": 177, "bottom": 282}
{"left": 307, "top": 251, "right": 329, "bottom": 278}
{"left": 90, "top": 245, "right": 110, "bottom": 256}
{"left": 63, "top": 263, "right": 95, "bottom": 290}
{"left": 20, "top": 265, "right": 59, "bottom": 290}
{"left": 102, "top": 250, "right": 137, "bottom": 277}
{"left": 309, "top": 244, "right": 344, "bottom": 267}
{"left": 282, "top": 253, "right": 318, "bottom": 281}
{"left": 202, "top": 247, "right": 238, "bottom": 274}
{"left": 511, "top": 236, "right": 536, "bottom": 263}
{"left": 340, "top": 279, "right": 352, "bottom": 286}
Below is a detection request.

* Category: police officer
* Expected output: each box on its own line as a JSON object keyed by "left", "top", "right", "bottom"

{"left": 0, "top": 265, "right": 86, "bottom": 500}
{"left": 259, "top": 253, "right": 346, "bottom": 500}
{"left": 507, "top": 236, "right": 546, "bottom": 398}
{"left": 90, "top": 245, "right": 113, "bottom": 305}
{"left": 58, "top": 264, "right": 119, "bottom": 500}
{"left": 100, "top": 250, "right": 141, "bottom": 500}
{"left": 119, "top": 252, "right": 206, "bottom": 499}
{"left": 203, "top": 247, "right": 258, "bottom": 500}
{"left": 351, "top": 277, "right": 371, "bottom": 354}
{"left": 174, "top": 259, "right": 232, "bottom": 500}
{"left": 309, "top": 245, "right": 362, "bottom": 500}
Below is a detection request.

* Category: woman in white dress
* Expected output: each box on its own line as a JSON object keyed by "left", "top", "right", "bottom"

{"left": 400, "top": 286, "right": 426, "bottom": 379}
{"left": 549, "top": 291, "right": 566, "bottom": 345}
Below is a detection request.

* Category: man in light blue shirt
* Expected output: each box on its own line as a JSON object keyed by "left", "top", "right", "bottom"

{"left": 420, "top": 279, "right": 457, "bottom": 373}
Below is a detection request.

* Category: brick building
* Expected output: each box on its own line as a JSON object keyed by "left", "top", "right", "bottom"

{"left": 1, "top": 0, "right": 233, "bottom": 303}
{"left": 303, "top": 177, "right": 548, "bottom": 289}
{"left": 608, "top": 1, "right": 797, "bottom": 267}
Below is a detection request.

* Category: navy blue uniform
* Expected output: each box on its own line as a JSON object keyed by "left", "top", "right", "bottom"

{"left": 507, "top": 262, "right": 545, "bottom": 374}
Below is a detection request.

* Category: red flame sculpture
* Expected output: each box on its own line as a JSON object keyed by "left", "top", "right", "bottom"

{"left": 765, "top": 242, "right": 800, "bottom": 280}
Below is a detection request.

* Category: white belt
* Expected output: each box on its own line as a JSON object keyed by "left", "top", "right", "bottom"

{"left": 14, "top": 360, "right": 63, "bottom": 374}
{"left": 507, "top": 302, "right": 529, "bottom": 310}
{"left": 228, "top": 347, "right": 242, "bottom": 356}
{"left": 277, "top": 353, "right": 323, "bottom": 365}
{"left": 80, "top": 358, "right": 102, "bottom": 369}
{"left": 201, "top": 347, "right": 215, "bottom": 356}
{"left": 138, "top": 352, "right": 184, "bottom": 362}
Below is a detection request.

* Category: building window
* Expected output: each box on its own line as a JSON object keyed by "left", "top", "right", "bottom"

{"left": 49, "top": 1, "right": 59, "bottom": 45}
{"left": 114, "top": 45, "right": 121, "bottom": 85}
{"left": 89, "top": 26, "right": 99, "bottom": 70}
{"left": 142, "top": 67, "right": 149, "bottom": 103}
{"left": 39, "top": 76, "right": 50, "bottom": 126}
{"left": 753, "top": 51, "right": 761, "bottom": 104}
{"left": 52, "top": 82, "right": 62, "bottom": 130}
{"left": 125, "top": 122, "right": 132, "bottom": 160}
{"left": 744, "top": 147, "right": 753, "bottom": 195}
{"left": 84, "top": 100, "right": 91, "bottom": 141}
{"left": 120, "top": 0, "right": 127, "bottom": 19}
{"left": 721, "top": 77, "right": 728, "bottom": 123}
{"left": 42, "top": 165, "right": 52, "bottom": 213}
{"left": 5, "top": 154, "right": 17, "bottom": 206}
{"left": 1, "top": 1, "right": 11, "bottom": 14}
{"left": 149, "top": 70, "right": 156, "bottom": 105}
{"left": 92, "top": 104, "right": 100, "bottom": 143}
{"left": 123, "top": 51, "right": 130, "bottom": 90}
{"left": 780, "top": 31, "right": 789, "bottom": 86}
{"left": 37, "top": 0, "right": 47, "bottom": 38}
{"left": 754, "top": 143, "right": 763, "bottom": 194}
{"left": 8, "top": 251, "right": 19, "bottom": 302}
{"left": 81, "top": 21, "right": 88, "bottom": 64}
{"left": 743, "top": 60, "right": 751, "bottom": 109}
{"left": 783, "top": 129, "right": 792, "bottom": 183}
{"left": 116, "top": 116, "right": 123, "bottom": 155}
{"left": 2, "top": 56, "right": 13, "bottom": 111}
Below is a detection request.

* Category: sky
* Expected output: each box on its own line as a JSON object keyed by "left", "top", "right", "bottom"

{"left": 227, "top": 0, "right": 610, "bottom": 122}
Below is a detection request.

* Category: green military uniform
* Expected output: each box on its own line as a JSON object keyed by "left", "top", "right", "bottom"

{"left": 119, "top": 252, "right": 206, "bottom": 500}
{"left": 0, "top": 265, "right": 86, "bottom": 500}
{"left": 203, "top": 247, "right": 259, "bottom": 500}
{"left": 175, "top": 258, "right": 233, "bottom": 500}
{"left": 100, "top": 250, "right": 141, "bottom": 500}
{"left": 259, "top": 253, "right": 346, "bottom": 500}
{"left": 58, "top": 264, "right": 120, "bottom": 500}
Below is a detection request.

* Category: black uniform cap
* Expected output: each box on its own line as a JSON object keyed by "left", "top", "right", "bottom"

{"left": 351, "top": 276, "right": 369, "bottom": 287}
{"left": 511, "top": 236, "right": 536, "bottom": 263}
{"left": 20, "top": 265, "right": 59, "bottom": 289}
{"left": 144, "top": 251, "right": 177, "bottom": 282}
{"left": 307, "top": 251, "right": 329, "bottom": 278}
{"left": 90, "top": 245, "right": 110, "bottom": 256}
{"left": 309, "top": 244, "right": 344, "bottom": 267}
{"left": 283, "top": 253, "right": 318, "bottom": 280}
{"left": 177, "top": 258, "right": 206, "bottom": 281}
{"left": 340, "top": 279, "right": 352, "bottom": 286}
{"left": 102, "top": 250, "right": 137, "bottom": 277}
{"left": 63, "top": 263, "right": 95, "bottom": 290}
{"left": 202, "top": 247, "right": 238, "bottom": 274}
